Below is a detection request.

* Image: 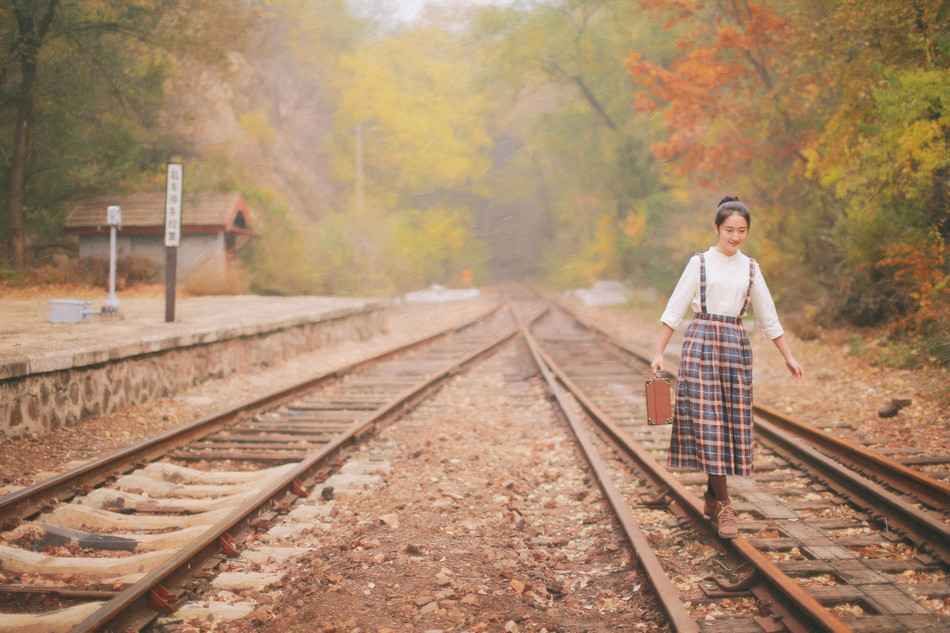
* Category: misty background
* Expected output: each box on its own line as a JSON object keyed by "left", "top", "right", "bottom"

{"left": 0, "top": 0, "right": 947, "bottom": 362}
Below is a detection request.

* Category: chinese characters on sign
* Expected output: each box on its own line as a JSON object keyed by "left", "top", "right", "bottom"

{"left": 165, "top": 163, "right": 183, "bottom": 247}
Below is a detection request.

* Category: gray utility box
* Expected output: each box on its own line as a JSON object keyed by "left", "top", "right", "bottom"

{"left": 49, "top": 299, "right": 94, "bottom": 323}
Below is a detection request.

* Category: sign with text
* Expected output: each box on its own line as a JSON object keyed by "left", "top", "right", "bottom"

{"left": 164, "top": 163, "right": 183, "bottom": 247}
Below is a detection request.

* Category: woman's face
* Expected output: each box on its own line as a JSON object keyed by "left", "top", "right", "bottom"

{"left": 714, "top": 212, "right": 749, "bottom": 256}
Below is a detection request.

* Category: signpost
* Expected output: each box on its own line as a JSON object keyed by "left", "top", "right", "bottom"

{"left": 164, "top": 163, "right": 183, "bottom": 322}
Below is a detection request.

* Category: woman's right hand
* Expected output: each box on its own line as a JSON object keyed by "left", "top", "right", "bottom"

{"left": 652, "top": 324, "right": 674, "bottom": 376}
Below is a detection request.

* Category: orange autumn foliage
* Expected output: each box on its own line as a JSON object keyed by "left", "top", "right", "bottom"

{"left": 875, "top": 230, "right": 950, "bottom": 335}
{"left": 624, "top": 0, "right": 809, "bottom": 185}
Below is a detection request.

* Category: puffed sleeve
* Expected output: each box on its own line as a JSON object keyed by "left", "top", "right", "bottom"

{"left": 750, "top": 263, "right": 785, "bottom": 339}
{"left": 660, "top": 255, "right": 700, "bottom": 330}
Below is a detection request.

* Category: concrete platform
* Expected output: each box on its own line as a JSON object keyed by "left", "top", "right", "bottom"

{"left": 0, "top": 295, "right": 382, "bottom": 380}
{"left": 0, "top": 294, "right": 385, "bottom": 438}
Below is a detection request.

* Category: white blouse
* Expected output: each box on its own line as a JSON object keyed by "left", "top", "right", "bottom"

{"left": 660, "top": 247, "right": 785, "bottom": 340}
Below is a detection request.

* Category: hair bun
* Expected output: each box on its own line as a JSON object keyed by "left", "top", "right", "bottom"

{"left": 718, "top": 195, "right": 740, "bottom": 206}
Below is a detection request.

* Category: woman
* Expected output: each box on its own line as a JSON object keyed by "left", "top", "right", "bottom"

{"left": 650, "top": 195, "right": 804, "bottom": 538}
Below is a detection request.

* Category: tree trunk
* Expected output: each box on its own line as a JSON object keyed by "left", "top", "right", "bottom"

{"left": 5, "top": 0, "right": 59, "bottom": 270}
{"left": 6, "top": 48, "right": 38, "bottom": 270}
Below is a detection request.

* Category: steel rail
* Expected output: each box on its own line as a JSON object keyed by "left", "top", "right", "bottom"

{"left": 0, "top": 303, "right": 503, "bottom": 527}
{"left": 752, "top": 416, "right": 950, "bottom": 562}
{"left": 753, "top": 401, "right": 950, "bottom": 510}
{"left": 526, "top": 326, "right": 852, "bottom": 633}
{"left": 73, "top": 321, "right": 519, "bottom": 632}
{"left": 511, "top": 304, "right": 702, "bottom": 633}
{"left": 560, "top": 301, "right": 950, "bottom": 512}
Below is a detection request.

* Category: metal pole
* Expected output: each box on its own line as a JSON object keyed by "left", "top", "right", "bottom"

{"left": 355, "top": 123, "right": 364, "bottom": 217}
{"left": 103, "top": 205, "right": 121, "bottom": 313}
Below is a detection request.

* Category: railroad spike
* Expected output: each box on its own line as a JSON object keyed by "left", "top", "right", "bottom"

{"left": 218, "top": 532, "right": 241, "bottom": 558}
{"left": 753, "top": 615, "right": 784, "bottom": 633}
{"left": 639, "top": 487, "right": 671, "bottom": 507}
{"left": 148, "top": 585, "right": 179, "bottom": 613}
{"left": 291, "top": 478, "right": 309, "bottom": 497}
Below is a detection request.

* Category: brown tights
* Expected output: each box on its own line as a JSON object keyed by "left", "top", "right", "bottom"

{"left": 707, "top": 474, "right": 729, "bottom": 503}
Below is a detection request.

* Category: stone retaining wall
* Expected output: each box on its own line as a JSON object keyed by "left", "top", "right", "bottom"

{"left": 0, "top": 308, "right": 385, "bottom": 439}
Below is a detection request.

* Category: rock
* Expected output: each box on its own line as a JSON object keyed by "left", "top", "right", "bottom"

{"left": 878, "top": 398, "right": 912, "bottom": 418}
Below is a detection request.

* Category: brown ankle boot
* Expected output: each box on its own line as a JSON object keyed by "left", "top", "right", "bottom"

{"left": 703, "top": 491, "right": 717, "bottom": 518}
{"left": 714, "top": 501, "right": 738, "bottom": 539}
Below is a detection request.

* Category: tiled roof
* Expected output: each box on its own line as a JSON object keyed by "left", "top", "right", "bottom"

{"left": 65, "top": 192, "right": 252, "bottom": 232}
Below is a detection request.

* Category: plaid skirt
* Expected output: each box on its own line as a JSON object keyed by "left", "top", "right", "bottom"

{"left": 668, "top": 313, "right": 754, "bottom": 475}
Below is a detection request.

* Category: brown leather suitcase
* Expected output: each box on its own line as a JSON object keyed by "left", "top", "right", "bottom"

{"left": 645, "top": 373, "right": 673, "bottom": 425}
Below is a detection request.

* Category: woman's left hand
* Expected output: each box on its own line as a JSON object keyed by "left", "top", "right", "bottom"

{"left": 786, "top": 357, "right": 804, "bottom": 382}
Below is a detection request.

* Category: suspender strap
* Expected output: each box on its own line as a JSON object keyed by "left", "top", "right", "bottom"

{"left": 739, "top": 259, "right": 756, "bottom": 317}
{"left": 698, "top": 253, "right": 707, "bottom": 314}
{"left": 699, "top": 253, "right": 755, "bottom": 318}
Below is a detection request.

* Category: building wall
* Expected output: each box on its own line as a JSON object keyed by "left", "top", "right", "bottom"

{"left": 180, "top": 233, "right": 227, "bottom": 278}
{"left": 78, "top": 233, "right": 227, "bottom": 281}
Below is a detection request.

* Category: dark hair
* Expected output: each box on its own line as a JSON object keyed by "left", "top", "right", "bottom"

{"left": 714, "top": 195, "right": 750, "bottom": 228}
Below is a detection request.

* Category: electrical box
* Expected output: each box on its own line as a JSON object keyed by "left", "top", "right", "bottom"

{"left": 50, "top": 299, "right": 93, "bottom": 323}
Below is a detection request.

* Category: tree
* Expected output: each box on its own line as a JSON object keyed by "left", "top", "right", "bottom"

{"left": 793, "top": 0, "right": 949, "bottom": 325}
{"left": 2, "top": 0, "right": 58, "bottom": 269}
{"left": 623, "top": 0, "right": 950, "bottom": 340}
{"left": 331, "top": 25, "right": 493, "bottom": 206}
{"left": 0, "top": 0, "right": 244, "bottom": 270}
{"left": 471, "top": 0, "right": 680, "bottom": 286}
{"left": 326, "top": 23, "right": 494, "bottom": 289}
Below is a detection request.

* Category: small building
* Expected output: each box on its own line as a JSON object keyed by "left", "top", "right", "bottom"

{"left": 65, "top": 192, "right": 255, "bottom": 280}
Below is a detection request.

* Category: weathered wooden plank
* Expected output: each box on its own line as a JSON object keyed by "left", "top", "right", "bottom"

{"left": 777, "top": 559, "right": 934, "bottom": 574}
{"left": 170, "top": 450, "right": 307, "bottom": 462}
{"left": 842, "top": 614, "right": 949, "bottom": 633}
{"left": 189, "top": 441, "right": 327, "bottom": 451}
{"left": 697, "top": 616, "right": 772, "bottom": 633}
{"left": 739, "top": 491, "right": 799, "bottom": 520}
{"left": 862, "top": 584, "right": 933, "bottom": 615}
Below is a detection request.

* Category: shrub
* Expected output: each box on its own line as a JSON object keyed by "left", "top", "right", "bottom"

{"left": 184, "top": 256, "right": 251, "bottom": 296}
{"left": 76, "top": 255, "right": 161, "bottom": 288}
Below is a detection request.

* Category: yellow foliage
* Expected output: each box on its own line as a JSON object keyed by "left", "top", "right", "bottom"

{"left": 332, "top": 27, "right": 493, "bottom": 198}
{"left": 623, "top": 213, "right": 646, "bottom": 242}
{"left": 392, "top": 206, "right": 488, "bottom": 285}
{"left": 240, "top": 109, "right": 276, "bottom": 144}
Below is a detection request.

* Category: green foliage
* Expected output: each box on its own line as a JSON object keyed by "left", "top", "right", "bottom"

{"left": 848, "top": 332, "right": 949, "bottom": 370}
{"left": 391, "top": 206, "right": 489, "bottom": 288}
{"left": 472, "top": 0, "right": 682, "bottom": 287}
{"left": 1, "top": 0, "right": 946, "bottom": 367}
{"left": 323, "top": 21, "right": 496, "bottom": 293}
{"left": 0, "top": 0, "right": 242, "bottom": 265}
{"left": 623, "top": 0, "right": 950, "bottom": 348}
{"left": 792, "top": 1, "right": 950, "bottom": 328}
{"left": 240, "top": 189, "right": 323, "bottom": 296}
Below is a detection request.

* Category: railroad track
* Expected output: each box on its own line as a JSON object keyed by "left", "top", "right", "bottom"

{"left": 520, "top": 299, "right": 950, "bottom": 633}
{"left": 0, "top": 302, "right": 519, "bottom": 633}
{"left": 2, "top": 294, "right": 948, "bottom": 633}
{"left": 554, "top": 297, "right": 950, "bottom": 515}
